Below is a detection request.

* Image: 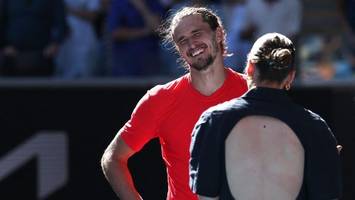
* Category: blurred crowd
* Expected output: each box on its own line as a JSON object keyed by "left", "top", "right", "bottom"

{"left": 0, "top": 0, "right": 354, "bottom": 81}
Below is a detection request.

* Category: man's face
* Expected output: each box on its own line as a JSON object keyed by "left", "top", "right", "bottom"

{"left": 173, "top": 15, "right": 220, "bottom": 71}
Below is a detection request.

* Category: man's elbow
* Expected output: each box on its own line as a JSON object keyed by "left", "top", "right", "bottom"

{"left": 101, "top": 137, "right": 134, "bottom": 177}
{"left": 101, "top": 150, "right": 113, "bottom": 176}
{"left": 101, "top": 150, "right": 120, "bottom": 175}
{"left": 101, "top": 147, "right": 128, "bottom": 174}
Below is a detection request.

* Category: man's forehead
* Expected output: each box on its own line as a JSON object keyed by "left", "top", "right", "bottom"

{"left": 172, "top": 15, "right": 208, "bottom": 38}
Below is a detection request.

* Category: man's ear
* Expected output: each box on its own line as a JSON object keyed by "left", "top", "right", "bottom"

{"left": 216, "top": 27, "right": 223, "bottom": 43}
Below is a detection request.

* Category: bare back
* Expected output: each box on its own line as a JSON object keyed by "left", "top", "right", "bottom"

{"left": 225, "top": 116, "right": 304, "bottom": 200}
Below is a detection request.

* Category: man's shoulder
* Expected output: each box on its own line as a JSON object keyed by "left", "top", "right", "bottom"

{"left": 149, "top": 74, "right": 187, "bottom": 94}
{"left": 226, "top": 68, "right": 248, "bottom": 89}
{"left": 228, "top": 68, "right": 248, "bottom": 80}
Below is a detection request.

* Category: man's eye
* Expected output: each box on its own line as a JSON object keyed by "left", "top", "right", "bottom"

{"left": 179, "top": 40, "right": 187, "bottom": 45}
{"left": 193, "top": 32, "right": 201, "bottom": 37}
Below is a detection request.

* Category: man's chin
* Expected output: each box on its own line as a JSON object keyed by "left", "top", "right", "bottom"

{"left": 190, "top": 57, "right": 214, "bottom": 71}
{"left": 191, "top": 64, "right": 210, "bottom": 71}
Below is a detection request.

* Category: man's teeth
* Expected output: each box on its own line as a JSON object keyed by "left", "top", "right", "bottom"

{"left": 192, "top": 49, "right": 204, "bottom": 57}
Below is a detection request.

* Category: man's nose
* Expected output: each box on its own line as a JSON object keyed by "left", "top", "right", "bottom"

{"left": 187, "top": 39, "right": 197, "bottom": 49}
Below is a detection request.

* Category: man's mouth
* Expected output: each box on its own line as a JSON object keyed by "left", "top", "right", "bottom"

{"left": 192, "top": 48, "right": 204, "bottom": 57}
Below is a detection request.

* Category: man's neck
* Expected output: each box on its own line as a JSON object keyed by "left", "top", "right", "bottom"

{"left": 189, "top": 61, "right": 227, "bottom": 96}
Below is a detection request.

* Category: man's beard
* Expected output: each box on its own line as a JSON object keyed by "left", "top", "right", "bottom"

{"left": 189, "top": 37, "right": 219, "bottom": 71}
{"left": 190, "top": 55, "right": 214, "bottom": 71}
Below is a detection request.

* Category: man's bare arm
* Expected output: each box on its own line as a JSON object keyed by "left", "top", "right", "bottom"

{"left": 101, "top": 134, "right": 142, "bottom": 200}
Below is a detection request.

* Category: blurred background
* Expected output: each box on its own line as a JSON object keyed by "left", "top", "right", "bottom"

{"left": 0, "top": 0, "right": 354, "bottom": 199}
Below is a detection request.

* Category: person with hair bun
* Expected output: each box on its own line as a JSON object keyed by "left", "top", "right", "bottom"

{"left": 190, "top": 32, "right": 342, "bottom": 200}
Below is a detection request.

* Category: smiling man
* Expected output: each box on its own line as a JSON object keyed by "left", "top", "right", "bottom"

{"left": 173, "top": 14, "right": 220, "bottom": 71}
{"left": 101, "top": 7, "right": 248, "bottom": 200}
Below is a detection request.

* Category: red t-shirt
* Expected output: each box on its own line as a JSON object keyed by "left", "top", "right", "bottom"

{"left": 119, "top": 68, "right": 248, "bottom": 200}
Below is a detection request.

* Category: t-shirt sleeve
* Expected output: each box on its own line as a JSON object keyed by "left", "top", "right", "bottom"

{"left": 118, "top": 88, "right": 161, "bottom": 152}
{"left": 189, "top": 110, "right": 225, "bottom": 197}
{"left": 305, "top": 117, "right": 342, "bottom": 199}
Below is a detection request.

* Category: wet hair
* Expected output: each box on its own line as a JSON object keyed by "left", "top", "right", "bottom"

{"left": 159, "top": 6, "right": 229, "bottom": 57}
{"left": 247, "top": 33, "right": 296, "bottom": 83}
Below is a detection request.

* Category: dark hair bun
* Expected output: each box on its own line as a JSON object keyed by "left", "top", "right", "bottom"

{"left": 269, "top": 48, "right": 292, "bottom": 70}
